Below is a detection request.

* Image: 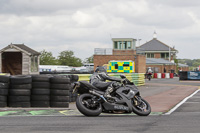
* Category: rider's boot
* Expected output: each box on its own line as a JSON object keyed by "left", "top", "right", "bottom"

{"left": 104, "top": 86, "right": 113, "bottom": 98}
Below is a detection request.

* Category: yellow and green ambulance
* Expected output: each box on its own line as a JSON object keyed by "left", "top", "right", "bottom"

{"left": 107, "top": 60, "right": 135, "bottom": 73}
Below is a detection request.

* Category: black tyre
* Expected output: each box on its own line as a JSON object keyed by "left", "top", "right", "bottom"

{"left": 50, "top": 90, "right": 69, "bottom": 96}
{"left": 31, "top": 101, "right": 50, "bottom": 107}
{"left": 50, "top": 102, "right": 69, "bottom": 108}
{"left": 132, "top": 97, "right": 151, "bottom": 116}
{"left": 0, "top": 75, "right": 10, "bottom": 83}
{"left": 0, "top": 102, "right": 7, "bottom": 107}
{"left": 0, "top": 83, "right": 9, "bottom": 89}
{"left": 76, "top": 93, "right": 102, "bottom": 116}
{"left": 50, "top": 96, "right": 69, "bottom": 102}
{"left": 32, "top": 75, "right": 51, "bottom": 82}
{"left": 8, "top": 102, "right": 31, "bottom": 107}
{"left": 50, "top": 84, "right": 71, "bottom": 90}
{"left": 8, "top": 96, "right": 30, "bottom": 102}
{"left": 31, "top": 95, "right": 50, "bottom": 101}
{"left": 0, "top": 96, "right": 7, "bottom": 102}
{"left": 71, "top": 97, "right": 77, "bottom": 102}
{"left": 31, "top": 89, "right": 50, "bottom": 95}
{"left": 50, "top": 77, "right": 70, "bottom": 84}
{"left": 66, "top": 75, "right": 73, "bottom": 82}
{"left": 72, "top": 75, "right": 79, "bottom": 82}
{"left": 0, "top": 89, "right": 8, "bottom": 95}
{"left": 32, "top": 82, "right": 50, "bottom": 88}
{"left": 10, "top": 84, "right": 32, "bottom": 89}
{"left": 9, "top": 89, "right": 31, "bottom": 96}
{"left": 10, "top": 75, "right": 32, "bottom": 84}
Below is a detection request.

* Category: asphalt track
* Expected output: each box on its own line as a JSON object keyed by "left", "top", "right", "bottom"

{"left": 0, "top": 77, "right": 200, "bottom": 133}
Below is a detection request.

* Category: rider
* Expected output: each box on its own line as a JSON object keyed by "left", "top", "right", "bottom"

{"left": 90, "top": 66, "right": 125, "bottom": 98}
{"left": 147, "top": 67, "right": 153, "bottom": 74}
{"left": 146, "top": 67, "right": 153, "bottom": 78}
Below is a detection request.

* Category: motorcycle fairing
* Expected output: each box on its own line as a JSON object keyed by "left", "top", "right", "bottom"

{"left": 102, "top": 102, "right": 129, "bottom": 112}
{"left": 114, "top": 86, "right": 140, "bottom": 112}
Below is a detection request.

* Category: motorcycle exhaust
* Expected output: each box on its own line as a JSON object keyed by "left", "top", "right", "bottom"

{"left": 89, "top": 90, "right": 107, "bottom": 102}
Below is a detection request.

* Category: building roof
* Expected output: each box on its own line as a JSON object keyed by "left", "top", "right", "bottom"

{"left": 137, "top": 38, "right": 177, "bottom": 52}
{"left": 0, "top": 44, "right": 40, "bottom": 56}
{"left": 178, "top": 63, "right": 189, "bottom": 67}
{"left": 13, "top": 44, "right": 40, "bottom": 55}
{"left": 146, "top": 58, "right": 175, "bottom": 65}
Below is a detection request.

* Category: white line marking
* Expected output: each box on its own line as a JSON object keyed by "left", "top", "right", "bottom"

{"left": 165, "top": 89, "right": 200, "bottom": 115}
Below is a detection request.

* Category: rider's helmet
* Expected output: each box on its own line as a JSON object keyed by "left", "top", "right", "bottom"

{"left": 95, "top": 66, "right": 107, "bottom": 73}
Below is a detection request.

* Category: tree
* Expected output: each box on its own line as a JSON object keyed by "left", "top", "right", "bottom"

{"left": 57, "top": 50, "right": 83, "bottom": 67}
{"left": 40, "top": 50, "right": 58, "bottom": 65}
{"left": 174, "top": 58, "right": 179, "bottom": 73}
{"left": 84, "top": 55, "right": 93, "bottom": 63}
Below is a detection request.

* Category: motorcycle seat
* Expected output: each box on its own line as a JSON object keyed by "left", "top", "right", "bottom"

{"left": 79, "top": 81, "right": 100, "bottom": 91}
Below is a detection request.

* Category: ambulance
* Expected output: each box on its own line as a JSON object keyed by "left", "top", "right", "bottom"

{"left": 107, "top": 60, "right": 135, "bottom": 73}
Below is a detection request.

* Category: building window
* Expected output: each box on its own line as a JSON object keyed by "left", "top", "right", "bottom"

{"left": 123, "top": 41, "right": 127, "bottom": 49}
{"left": 118, "top": 41, "right": 122, "bottom": 49}
{"left": 161, "top": 53, "right": 169, "bottom": 59}
{"left": 114, "top": 42, "right": 118, "bottom": 49}
{"left": 166, "top": 53, "right": 169, "bottom": 59}
{"left": 146, "top": 53, "right": 154, "bottom": 58}
{"left": 127, "top": 41, "right": 131, "bottom": 49}
{"left": 114, "top": 41, "right": 132, "bottom": 50}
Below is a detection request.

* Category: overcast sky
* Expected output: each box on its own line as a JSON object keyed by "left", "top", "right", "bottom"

{"left": 0, "top": 0, "right": 200, "bottom": 60}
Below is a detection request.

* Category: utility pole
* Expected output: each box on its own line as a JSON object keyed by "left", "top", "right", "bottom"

{"left": 169, "top": 46, "right": 171, "bottom": 61}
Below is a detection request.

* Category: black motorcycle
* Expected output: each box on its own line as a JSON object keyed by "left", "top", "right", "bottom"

{"left": 73, "top": 74, "right": 151, "bottom": 116}
{"left": 146, "top": 72, "right": 152, "bottom": 81}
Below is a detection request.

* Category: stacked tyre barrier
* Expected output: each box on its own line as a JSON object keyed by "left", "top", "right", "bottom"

{"left": 9, "top": 76, "right": 32, "bottom": 107}
{"left": 50, "top": 76, "right": 71, "bottom": 108}
{"left": 31, "top": 75, "right": 51, "bottom": 107}
{"left": 0, "top": 75, "right": 80, "bottom": 108}
{"left": 0, "top": 76, "right": 9, "bottom": 107}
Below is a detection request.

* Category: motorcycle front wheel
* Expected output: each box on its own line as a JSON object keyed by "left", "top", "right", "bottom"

{"left": 76, "top": 93, "right": 102, "bottom": 116}
{"left": 132, "top": 96, "right": 151, "bottom": 116}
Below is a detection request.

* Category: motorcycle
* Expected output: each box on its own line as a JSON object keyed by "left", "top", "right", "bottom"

{"left": 146, "top": 73, "right": 152, "bottom": 81}
{"left": 73, "top": 74, "right": 151, "bottom": 116}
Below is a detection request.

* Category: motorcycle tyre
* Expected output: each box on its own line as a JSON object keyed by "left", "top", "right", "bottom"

{"left": 76, "top": 93, "right": 102, "bottom": 117}
{"left": 132, "top": 98, "right": 151, "bottom": 116}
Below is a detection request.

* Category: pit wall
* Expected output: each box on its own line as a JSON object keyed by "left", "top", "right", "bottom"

{"left": 76, "top": 73, "right": 145, "bottom": 86}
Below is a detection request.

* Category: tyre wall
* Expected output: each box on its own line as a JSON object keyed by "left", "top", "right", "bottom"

{"left": 31, "top": 75, "right": 51, "bottom": 107}
{"left": 50, "top": 76, "right": 71, "bottom": 108}
{"left": 0, "top": 76, "right": 9, "bottom": 107}
{"left": 0, "top": 75, "right": 79, "bottom": 108}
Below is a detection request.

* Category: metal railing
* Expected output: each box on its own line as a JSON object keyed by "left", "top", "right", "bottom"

{"left": 94, "top": 48, "right": 145, "bottom": 55}
{"left": 94, "top": 48, "right": 113, "bottom": 55}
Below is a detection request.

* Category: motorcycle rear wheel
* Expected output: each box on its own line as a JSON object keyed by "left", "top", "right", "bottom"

{"left": 132, "top": 97, "right": 151, "bottom": 116}
{"left": 76, "top": 93, "right": 102, "bottom": 116}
